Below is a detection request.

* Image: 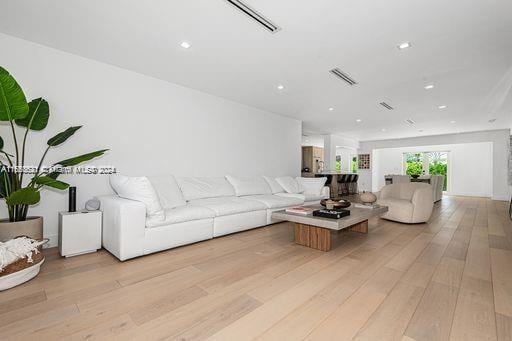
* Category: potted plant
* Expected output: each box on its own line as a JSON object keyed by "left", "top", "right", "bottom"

{"left": 0, "top": 66, "right": 107, "bottom": 241}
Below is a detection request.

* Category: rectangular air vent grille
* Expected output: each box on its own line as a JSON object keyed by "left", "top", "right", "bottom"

{"left": 329, "top": 68, "right": 357, "bottom": 86}
{"left": 380, "top": 102, "right": 394, "bottom": 110}
{"left": 405, "top": 119, "right": 416, "bottom": 125}
{"left": 226, "top": 0, "right": 280, "bottom": 33}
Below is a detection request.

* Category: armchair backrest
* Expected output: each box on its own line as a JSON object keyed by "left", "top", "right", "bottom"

{"left": 381, "top": 182, "right": 433, "bottom": 201}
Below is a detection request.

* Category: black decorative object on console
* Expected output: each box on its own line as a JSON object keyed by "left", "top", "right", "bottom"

{"left": 68, "top": 187, "right": 76, "bottom": 212}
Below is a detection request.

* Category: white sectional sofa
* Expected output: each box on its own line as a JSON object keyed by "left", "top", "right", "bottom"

{"left": 98, "top": 175, "right": 329, "bottom": 260}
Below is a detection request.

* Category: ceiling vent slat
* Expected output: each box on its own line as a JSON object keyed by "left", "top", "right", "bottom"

{"left": 380, "top": 102, "right": 394, "bottom": 110}
{"left": 405, "top": 119, "right": 416, "bottom": 125}
{"left": 329, "top": 68, "right": 357, "bottom": 86}
{"left": 225, "top": 0, "right": 280, "bottom": 33}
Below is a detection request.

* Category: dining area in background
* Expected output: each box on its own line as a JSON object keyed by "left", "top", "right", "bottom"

{"left": 384, "top": 174, "right": 445, "bottom": 202}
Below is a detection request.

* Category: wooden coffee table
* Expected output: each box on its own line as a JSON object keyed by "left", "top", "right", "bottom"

{"left": 271, "top": 205, "right": 388, "bottom": 251}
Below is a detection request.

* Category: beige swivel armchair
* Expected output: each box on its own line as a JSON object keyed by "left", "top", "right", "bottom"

{"left": 377, "top": 183, "right": 434, "bottom": 223}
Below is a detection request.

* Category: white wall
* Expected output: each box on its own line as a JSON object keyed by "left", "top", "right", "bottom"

{"left": 358, "top": 129, "right": 510, "bottom": 200}
{"left": 0, "top": 34, "right": 302, "bottom": 246}
{"left": 372, "top": 143, "right": 493, "bottom": 197}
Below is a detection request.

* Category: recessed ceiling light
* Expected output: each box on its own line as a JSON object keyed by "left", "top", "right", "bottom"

{"left": 488, "top": 118, "right": 496, "bottom": 123}
{"left": 305, "top": 140, "right": 309, "bottom": 142}
{"left": 438, "top": 105, "right": 447, "bottom": 109}
{"left": 356, "top": 119, "right": 362, "bottom": 123}
{"left": 450, "top": 120, "right": 456, "bottom": 124}
{"left": 277, "top": 85, "right": 284, "bottom": 90}
{"left": 397, "top": 42, "right": 411, "bottom": 50}
{"left": 381, "top": 128, "right": 387, "bottom": 132}
{"left": 328, "top": 107, "right": 334, "bottom": 111}
{"left": 424, "top": 84, "right": 434, "bottom": 90}
{"left": 180, "top": 41, "right": 191, "bottom": 49}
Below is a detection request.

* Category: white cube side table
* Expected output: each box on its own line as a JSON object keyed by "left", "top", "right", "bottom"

{"left": 58, "top": 210, "right": 102, "bottom": 257}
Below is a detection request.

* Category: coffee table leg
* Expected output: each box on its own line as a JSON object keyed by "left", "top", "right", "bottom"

{"left": 348, "top": 219, "right": 368, "bottom": 233}
{"left": 294, "top": 223, "right": 331, "bottom": 251}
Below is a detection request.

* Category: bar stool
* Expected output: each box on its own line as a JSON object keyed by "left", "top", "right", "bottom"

{"left": 338, "top": 174, "right": 349, "bottom": 196}
{"left": 349, "top": 174, "right": 359, "bottom": 195}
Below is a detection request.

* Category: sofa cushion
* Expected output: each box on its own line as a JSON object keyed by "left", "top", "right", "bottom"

{"left": 177, "top": 177, "right": 235, "bottom": 201}
{"left": 275, "top": 176, "right": 303, "bottom": 194}
{"left": 147, "top": 174, "right": 186, "bottom": 210}
{"left": 189, "top": 197, "right": 266, "bottom": 216}
{"left": 296, "top": 177, "right": 327, "bottom": 197}
{"left": 146, "top": 205, "right": 215, "bottom": 228}
{"left": 276, "top": 192, "right": 324, "bottom": 202}
{"left": 263, "top": 176, "right": 285, "bottom": 194}
{"left": 226, "top": 175, "right": 272, "bottom": 196}
{"left": 243, "top": 194, "right": 304, "bottom": 209}
{"left": 110, "top": 175, "right": 165, "bottom": 221}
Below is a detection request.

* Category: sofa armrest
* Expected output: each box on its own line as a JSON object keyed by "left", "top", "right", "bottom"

{"left": 97, "top": 195, "right": 146, "bottom": 261}
{"left": 321, "top": 186, "right": 330, "bottom": 199}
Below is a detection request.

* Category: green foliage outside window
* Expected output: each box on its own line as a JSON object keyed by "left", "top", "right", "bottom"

{"left": 335, "top": 160, "right": 341, "bottom": 172}
{"left": 351, "top": 156, "right": 357, "bottom": 173}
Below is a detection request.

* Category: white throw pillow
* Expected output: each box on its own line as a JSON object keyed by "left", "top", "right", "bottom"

{"left": 226, "top": 175, "right": 271, "bottom": 196}
{"left": 147, "top": 174, "right": 186, "bottom": 210}
{"left": 263, "top": 176, "right": 285, "bottom": 194}
{"left": 275, "top": 176, "right": 304, "bottom": 194}
{"left": 296, "top": 177, "right": 327, "bottom": 196}
{"left": 110, "top": 175, "right": 165, "bottom": 221}
{"left": 177, "top": 177, "right": 236, "bottom": 201}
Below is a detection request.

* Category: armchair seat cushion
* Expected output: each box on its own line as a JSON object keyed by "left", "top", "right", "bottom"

{"left": 243, "top": 194, "right": 303, "bottom": 209}
{"left": 146, "top": 205, "right": 215, "bottom": 228}
{"left": 188, "top": 197, "right": 266, "bottom": 217}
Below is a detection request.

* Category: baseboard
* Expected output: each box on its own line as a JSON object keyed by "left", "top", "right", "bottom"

{"left": 492, "top": 195, "right": 511, "bottom": 201}
{"left": 43, "top": 234, "right": 58, "bottom": 248}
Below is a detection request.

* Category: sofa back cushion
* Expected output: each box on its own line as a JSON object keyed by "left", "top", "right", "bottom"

{"left": 263, "top": 176, "right": 285, "bottom": 194}
{"left": 226, "top": 175, "right": 271, "bottom": 196}
{"left": 276, "top": 176, "right": 304, "bottom": 194}
{"left": 110, "top": 175, "right": 165, "bottom": 221}
{"left": 296, "top": 177, "right": 327, "bottom": 196}
{"left": 147, "top": 174, "right": 186, "bottom": 210}
{"left": 177, "top": 177, "right": 236, "bottom": 201}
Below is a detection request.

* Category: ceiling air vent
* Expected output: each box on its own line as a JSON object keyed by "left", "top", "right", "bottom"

{"left": 225, "top": 0, "right": 280, "bottom": 33}
{"left": 380, "top": 102, "right": 394, "bottom": 110}
{"left": 329, "top": 68, "right": 357, "bottom": 86}
{"left": 405, "top": 119, "right": 416, "bottom": 125}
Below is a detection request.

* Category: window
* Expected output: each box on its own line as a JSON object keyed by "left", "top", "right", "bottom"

{"left": 335, "top": 155, "right": 342, "bottom": 172}
{"left": 403, "top": 151, "right": 448, "bottom": 191}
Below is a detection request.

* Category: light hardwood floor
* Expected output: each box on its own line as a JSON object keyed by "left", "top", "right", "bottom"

{"left": 1, "top": 196, "right": 511, "bottom": 340}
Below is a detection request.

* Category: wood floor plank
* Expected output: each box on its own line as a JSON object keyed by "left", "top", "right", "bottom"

{"left": 450, "top": 276, "right": 497, "bottom": 341}
{"left": 490, "top": 248, "right": 512, "bottom": 317}
{"left": 496, "top": 313, "right": 512, "bottom": 341}
{"left": 354, "top": 281, "right": 424, "bottom": 341}
{"left": 404, "top": 281, "right": 460, "bottom": 341}
{"left": 305, "top": 267, "right": 403, "bottom": 341}
{"left": 207, "top": 258, "right": 358, "bottom": 340}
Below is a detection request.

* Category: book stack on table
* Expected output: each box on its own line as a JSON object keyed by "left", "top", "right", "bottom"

{"left": 285, "top": 207, "right": 350, "bottom": 219}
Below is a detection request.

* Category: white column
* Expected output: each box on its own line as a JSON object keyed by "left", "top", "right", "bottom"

{"left": 322, "top": 134, "right": 337, "bottom": 172}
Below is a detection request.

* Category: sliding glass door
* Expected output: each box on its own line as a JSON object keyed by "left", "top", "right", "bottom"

{"left": 403, "top": 151, "right": 448, "bottom": 191}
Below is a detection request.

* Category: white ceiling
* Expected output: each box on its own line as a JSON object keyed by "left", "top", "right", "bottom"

{"left": 1, "top": 0, "right": 511, "bottom": 141}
